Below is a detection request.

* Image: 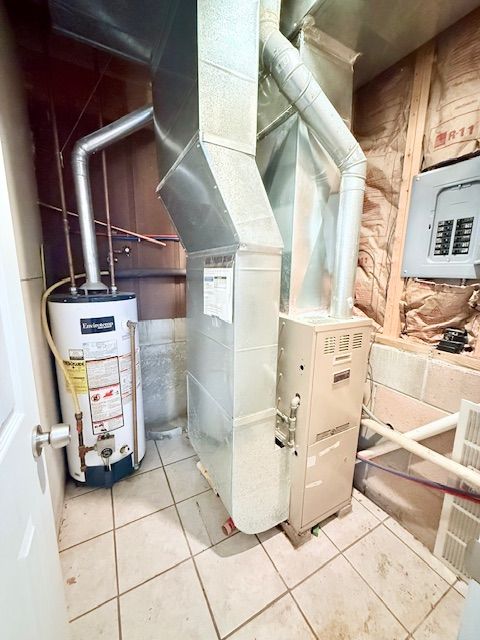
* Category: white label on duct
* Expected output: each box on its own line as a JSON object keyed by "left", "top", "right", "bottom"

{"left": 307, "top": 456, "right": 316, "bottom": 468}
{"left": 203, "top": 267, "right": 233, "bottom": 324}
{"left": 82, "top": 339, "right": 117, "bottom": 360}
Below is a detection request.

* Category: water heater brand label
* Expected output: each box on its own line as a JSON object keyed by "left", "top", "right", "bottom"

{"left": 80, "top": 316, "right": 116, "bottom": 334}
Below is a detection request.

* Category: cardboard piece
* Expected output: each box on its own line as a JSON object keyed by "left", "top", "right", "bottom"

{"left": 400, "top": 279, "right": 480, "bottom": 352}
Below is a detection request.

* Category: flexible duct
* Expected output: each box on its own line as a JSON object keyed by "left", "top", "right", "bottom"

{"left": 72, "top": 105, "right": 154, "bottom": 291}
{"left": 259, "top": 9, "right": 366, "bottom": 318}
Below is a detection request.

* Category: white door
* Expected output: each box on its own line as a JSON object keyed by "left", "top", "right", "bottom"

{"left": 0, "top": 140, "right": 70, "bottom": 640}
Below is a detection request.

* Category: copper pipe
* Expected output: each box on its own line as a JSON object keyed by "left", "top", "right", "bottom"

{"left": 39, "top": 202, "right": 167, "bottom": 247}
{"left": 75, "top": 412, "right": 93, "bottom": 473}
{"left": 127, "top": 320, "right": 139, "bottom": 469}
{"left": 48, "top": 78, "right": 77, "bottom": 293}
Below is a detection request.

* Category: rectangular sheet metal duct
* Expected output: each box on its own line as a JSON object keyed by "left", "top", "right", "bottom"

{"left": 152, "top": 1, "right": 290, "bottom": 533}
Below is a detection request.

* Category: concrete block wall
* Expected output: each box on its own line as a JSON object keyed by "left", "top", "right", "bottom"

{"left": 138, "top": 318, "right": 187, "bottom": 434}
{"left": 358, "top": 343, "right": 480, "bottom": 550}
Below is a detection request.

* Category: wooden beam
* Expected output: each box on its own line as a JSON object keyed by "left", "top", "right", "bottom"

{"left": 383, "top": 41, "right": 435, "bottom": 337}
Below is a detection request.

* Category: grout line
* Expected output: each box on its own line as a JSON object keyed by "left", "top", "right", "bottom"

{"left": 64, "top": 485, "right": 100, "bottom": 501}
{"left": 322, "top": 518, "right": 383, "bottom": 556}
{"left": 220, "top": 593, "right": 291, "bottom": 640}
{"left": 174, "top": 487, "right": 211, "bottom": 507}
{"left": 383, "top": 518, "right": 457, "bottom": 585}
{"left": 154, "top": 440, "right": 164, "bottom": 466}
{"left": 341, "top": 540, "right": 411, "bottom": 636}
{"left": 115, "top": 597, "right": 121, "bottom": 640}
{"left": 62, "top": 480, "right": 210, "bottom": 552}
{"left": 420, "top": 358, "right": 429, "bottom": 401}
{"left": 409, "top": 584, "right": 456, "bottom": 637}
{"left": 254, "top": 533, "right": 320, "bottom": 639}
{"left": 110, "top": 490, "right": 123, "bottom": 640}
{"left": 191, "top": 555, "right": 222, "bottom": 640}
{"left": 59, "top": 527, "right": 114, "bottom": 554}
{"left": 153, "top": 437, "right": 197, "bottom": 468}
{"left": 117, "top": 557, "right": 192, "bottom": 598}
{"left": 68, "top": 595, "right": 118, "bottom": 624}
{"left": 161, "top": 458, "right": 222, "bottom": 640}
{"left": 162, "top": 452, "right": 198, "bottom": 468}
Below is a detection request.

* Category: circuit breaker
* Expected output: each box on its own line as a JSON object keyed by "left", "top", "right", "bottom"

{"left": 402, "top": 155, "right": 480, "bottom": 279}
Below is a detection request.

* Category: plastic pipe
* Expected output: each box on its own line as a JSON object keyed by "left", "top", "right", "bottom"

{"left": 259, "top": 6, "right": 366, "bottom": 318}
{"left": 72, "top": 105, "right": 154, "bottom": 292}
{"left": 360, "top": 418, "right": 480, "bottom": 490}
{"left": 359, "top": 412, "right": 459, "bottom": 460}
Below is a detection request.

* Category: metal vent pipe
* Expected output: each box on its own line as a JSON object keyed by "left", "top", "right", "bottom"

{"left": 72, "top": 104, "right": 154, "bottom": 292}
{"left": 259, "top": 8, "right": 366, "bottom": 318}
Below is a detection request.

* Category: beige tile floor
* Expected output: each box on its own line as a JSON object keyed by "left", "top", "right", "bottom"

{"left": 61, "top": 432, "right": 467, "bottom": 640}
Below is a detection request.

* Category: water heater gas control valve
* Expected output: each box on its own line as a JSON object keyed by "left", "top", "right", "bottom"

{"left": 95, "top": 434, "right": 115, "bottom": 458}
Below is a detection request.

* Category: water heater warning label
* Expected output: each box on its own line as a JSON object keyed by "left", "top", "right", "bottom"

{"left": 63, "top": 360, "right": 88, "bottom": 394}
{"left": 89, "top": 384, "right": 123, "bottom": 434}
{"left": 86, "top": 356, "right": 120, "bottom": 389}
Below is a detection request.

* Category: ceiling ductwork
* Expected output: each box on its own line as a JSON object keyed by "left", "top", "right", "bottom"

{"left": 50, "top": 0, "right": 480, "bottom": 87}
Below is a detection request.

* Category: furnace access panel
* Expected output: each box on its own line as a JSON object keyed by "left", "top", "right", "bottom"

{"left": 402, "top": 155, "right": 480, "bottom": 279}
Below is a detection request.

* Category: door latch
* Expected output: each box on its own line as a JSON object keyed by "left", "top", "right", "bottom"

{"left": 32, "top": 423, "right": 71, "bottom": 458}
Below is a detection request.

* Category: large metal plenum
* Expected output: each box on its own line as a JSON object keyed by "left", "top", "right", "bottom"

{"left": 257, "top": 21, "right": 356, "bottom": 314}
{"left": 153, "top": 1, "right": 289, "bottom": 533}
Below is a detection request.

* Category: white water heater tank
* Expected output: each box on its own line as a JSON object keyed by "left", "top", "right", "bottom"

{"left": 48, "top": 292, "right": 145, "bottom": 487}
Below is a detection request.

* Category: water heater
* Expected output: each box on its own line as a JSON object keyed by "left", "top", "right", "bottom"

{"left": 49, "top": 292, "right": 145, "bottom": 487}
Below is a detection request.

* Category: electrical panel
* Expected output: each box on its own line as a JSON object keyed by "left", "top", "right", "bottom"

{"left": 402, "top": 155, "right": 480, "bottom": 279}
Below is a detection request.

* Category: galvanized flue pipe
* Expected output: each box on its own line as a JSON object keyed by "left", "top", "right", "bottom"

{"left": 72, "top": 105, "right": 154, "bottom": 292}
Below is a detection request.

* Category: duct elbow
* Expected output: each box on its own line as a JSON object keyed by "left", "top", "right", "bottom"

{"left": 72, "top": 141, "right": 89, "bottom": 178}
{"left": 341, "top": 146, "right": 367, "bottom": 181}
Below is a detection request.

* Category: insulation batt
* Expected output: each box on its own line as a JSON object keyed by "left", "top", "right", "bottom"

{"left": 402, "top": 9, "right": 480, "bottom": 351}
{"left": 353, "top": 8, "right": 480, "bottom": 351}
{"left": 353, "top": 59, "right": 414, "bottom": 325}
{"left": 423, "top": 9, "right": 480, "bottom": 169}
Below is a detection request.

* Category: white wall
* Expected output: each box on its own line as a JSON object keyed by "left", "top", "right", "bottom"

{"left": 0, "top": 7, "right": 65, "bottom": 529}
